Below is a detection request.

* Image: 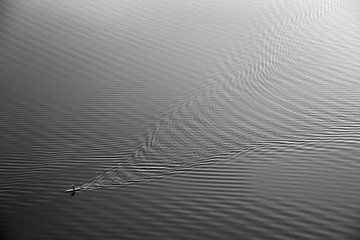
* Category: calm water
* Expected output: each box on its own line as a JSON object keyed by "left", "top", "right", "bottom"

{"left": 1, "top": 0, "right": 360, "bottom": 239}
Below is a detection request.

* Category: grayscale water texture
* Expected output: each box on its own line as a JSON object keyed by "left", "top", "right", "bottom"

{"left": 1, "top": 0, "right": 360, "bottom": 239}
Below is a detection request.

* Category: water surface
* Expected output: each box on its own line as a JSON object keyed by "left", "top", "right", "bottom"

{"left": 1, "top": 0, "right": 360, "bottom": 239}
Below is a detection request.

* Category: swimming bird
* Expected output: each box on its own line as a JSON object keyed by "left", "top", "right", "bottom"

{"left": 65, "top": 184, "right": 81, "bottom": 196}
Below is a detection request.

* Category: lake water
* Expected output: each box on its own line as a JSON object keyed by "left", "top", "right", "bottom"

{"left": 1, "top": 0, "right": 360, "bottom": 239}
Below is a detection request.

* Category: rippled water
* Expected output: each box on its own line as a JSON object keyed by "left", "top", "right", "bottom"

{"left": 1, "top": 0, "right": 360, "bottom": 239}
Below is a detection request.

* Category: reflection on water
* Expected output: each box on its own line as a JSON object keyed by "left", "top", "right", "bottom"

{"left": 1, "top": 0, "right": 360, "bottom": 239}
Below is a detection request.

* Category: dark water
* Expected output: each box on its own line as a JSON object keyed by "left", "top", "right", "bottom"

{"left": 1, "top": 0, "right": 360, "bottom": 239}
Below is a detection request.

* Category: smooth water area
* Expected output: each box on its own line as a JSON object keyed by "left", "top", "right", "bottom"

{"left": 1, "top": 0, "right": 360, "bottom": 239}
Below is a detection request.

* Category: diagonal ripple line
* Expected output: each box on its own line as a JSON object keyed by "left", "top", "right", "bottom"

{"left": 69, "top": 0, "right": 356, "bottom": 192}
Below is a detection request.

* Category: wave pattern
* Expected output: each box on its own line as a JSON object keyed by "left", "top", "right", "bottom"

{"left": 79, "top": 0, "right": 360, "bottom": 190}
{"left": 2, "top": 0, "right": 360, "bottom": 239}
